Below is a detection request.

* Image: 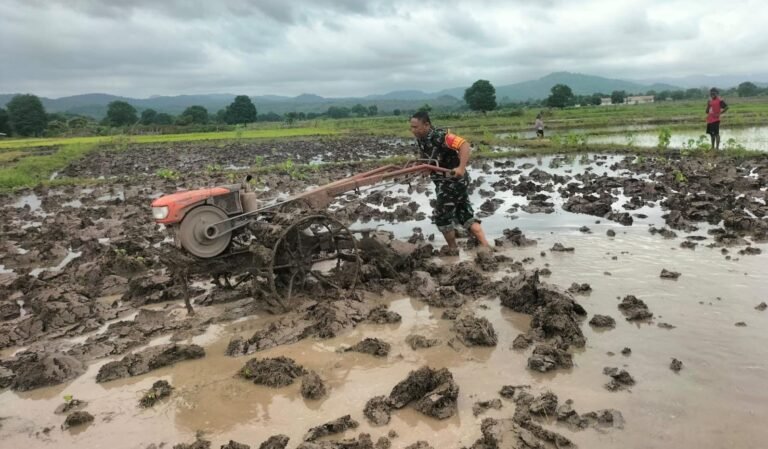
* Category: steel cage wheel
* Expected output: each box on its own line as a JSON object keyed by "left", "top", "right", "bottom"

{"left": 269, "top": 215, "right": 360, "bottom": 301}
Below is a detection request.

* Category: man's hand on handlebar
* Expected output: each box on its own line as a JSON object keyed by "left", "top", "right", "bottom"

{"left": 451, "top": 166, "right": 466, "bottom": 178}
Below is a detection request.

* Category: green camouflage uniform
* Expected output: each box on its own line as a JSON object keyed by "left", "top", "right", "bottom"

{"left": 416, "top": 127, "right": 479, "bottom": 233}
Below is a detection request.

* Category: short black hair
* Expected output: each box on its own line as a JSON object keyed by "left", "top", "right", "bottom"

{"left": 411, "top": 111, "right": 431, "bottom": 124}
{"left": 710, "top": 87, "right": 719, "bottom": 94}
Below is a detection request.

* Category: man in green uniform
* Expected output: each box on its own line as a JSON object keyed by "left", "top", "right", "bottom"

{"left": 409, "top": 111, "right": 489, "bottom": 250}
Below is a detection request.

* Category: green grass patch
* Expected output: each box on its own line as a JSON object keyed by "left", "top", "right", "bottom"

{"left": 0, "top": 127, "right": 339, "bottom": 150}
{"left": 0, "top": 142, "right": 97, "bottom": 190}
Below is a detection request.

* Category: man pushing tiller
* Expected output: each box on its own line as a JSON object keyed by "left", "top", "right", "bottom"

{"left": 409, "top": 111, "right": 490, "bottom": 251}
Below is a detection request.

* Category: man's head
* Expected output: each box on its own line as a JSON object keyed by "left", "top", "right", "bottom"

{"left": 710, "top": 87, "right": 719, "bottom": 98}
{"left": 410, "top": 111, "right": 432, "bottom": 138}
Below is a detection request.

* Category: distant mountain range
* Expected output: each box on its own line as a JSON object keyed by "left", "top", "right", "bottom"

{"left": 2, "top": 71, "right": 763, "bottom": 119}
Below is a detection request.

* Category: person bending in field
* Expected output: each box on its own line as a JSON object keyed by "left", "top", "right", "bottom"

{"left": 534, "top": 113, "right": 545, "bottom": 138}
{"left": 706, "top": 87, "right": 729, "bottom": 150}
{"left": 409, "top": 111, "right": 489, "bottom": 251}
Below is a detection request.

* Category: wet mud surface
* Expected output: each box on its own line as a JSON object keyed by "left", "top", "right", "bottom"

{"left": 0, "top": 142, "right": 767, "bottom": 448}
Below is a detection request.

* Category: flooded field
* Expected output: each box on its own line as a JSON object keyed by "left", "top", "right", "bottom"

{"left": 587, "top": 126, "right": 768, "bottom": 151}
{"left": 0, "top": 140, "right": 767, "bottom": 449}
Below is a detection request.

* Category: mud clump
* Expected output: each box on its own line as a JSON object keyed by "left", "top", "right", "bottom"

{"left": 474, "top": 249, "right": 498, "bottom": 272}
{"left": 603, "top": 367, "right": 636, "bottom": 391}
{"left": 62, "top": 411, "right": 94, "bottom": 430}
{"left": 527, "top": 344, "right": 573, "bottom": 373}
{"left": 621, "top": 347, "right": 632, "bottom": 356}
{"left": 96, "top": 344, "right": 205, "bottom": 383}
{"left": 494, "top": 227, "right": 537, "bottom": 248}
{"left": 296, "top": 433, "right": 374, "bottom": 449}
{"left": 550, "top": 243, "right": 575, "bottom": 252}
{"left": 303, "top": 415, "right": 359, "bottom": 442}
{"left": 607, "top": 229, "right": 616, "bottom": 237}
{"left": 498, "top": 385, "right": 529, "bottom": 399}
{"left": 3, "top": 350, "right": 86, "bottom": 391}
{"left": 618, "top": 295, "right": 653, "bottom": 321}
{"left": 407, "top": 271, "right": 438, "bottom": 299}
{"left": 405, "top": 334, "right": 441, "bottom": 350}
{"left": 301, "top": 371, "right": 327, "bottom": 400}
{"left": 424, "top": 287, "right": 465, "bottom": 308}
{"left": 567, "top": 282, "right": 592, "bottom": 294}
{"left": 345, "top": 338, "right": 391, "bottom": 357}
{"left": 556, "top": 399, "right": 625, "bottom": 431}
{"left": 589, "top": 314, "right": 616, "bottom": 328}
{"left": 512, "top": 333, "right": 532, "bottom": 349}
{"left": 756, "top": 302, "right": 767, "bottom": 311}
{"left": 364, "top": 395, "right": 392, "bottom": 426}
{"left": 226, "top": 299, "right": 372, "bottom": 356}
{"left": 367, "top": 306, "right": 401, "bottom": 324}
{"left": 221, "top": 441, "right": 251, "bottom": 449}
{"left": 173, "top": 437, "right": 212, "bottom": 449}
{"left": 670, "top": 358, "right": 683, "bottom": 372}
{"left": 472, "top": 399, "right": 502, "bottom": 416}
{"left": 388, "top": 366, "right": 459, "bottom": 419}
{"left": 453, "top": 313, "right": 497, "bottom": 347}
{"left": 257, "top": 435, "right": 289, "bottom": 449}
{"left": 445, "top": 262, "right": 491, "bottom": 296}
{"left": 55, "top": 398, "right": 87, "bottom": 414}
{"left": 465, "top": 416, "right": 574, "bottom": 449}
{"left": 239, "top": 356, "right": 306, "bottom": 387}
{"left": 140, "top": 380, "right": 174, "bottom": 407}
{"left": 404, "top": 442, "right": 434, "bottom": 449}
{"left": 660, "top": 268, "right": 681, "bottom": 279}
{"left": 529, "top": 391, "right": 558, "bottom": 416}
{"left": 499, "top": 270, "right": 587, "bottom": 348}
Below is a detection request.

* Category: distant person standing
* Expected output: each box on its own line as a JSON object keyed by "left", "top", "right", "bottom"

{"left": 706, "top": 87, "right": 729, "bottom": 150}
{"left": 534, "top": 113, "right": 545, "bottom": 138}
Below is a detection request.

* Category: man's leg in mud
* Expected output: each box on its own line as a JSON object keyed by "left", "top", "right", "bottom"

{"left": 715, "top": 133, "right": 721, "bottom": 151}
{"left": 469, "top": 222, "right": 490, "bottom": 247}
{"left": 433, "top": 181, "right": 459, "bottom": 248}
{"left": 442, "top": 229, "right": 458, "bottom": 248}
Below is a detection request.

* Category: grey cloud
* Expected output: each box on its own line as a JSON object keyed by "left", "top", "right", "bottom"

{"left": 2, "top": 0, "right": 767, "bottom": 98}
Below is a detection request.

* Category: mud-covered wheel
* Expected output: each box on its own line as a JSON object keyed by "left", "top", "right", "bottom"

{"left": 178, "top": 205, "right": 232, "bottom": 258}
{"left": 270, "top": 215, "right": 360, "bottom": 301}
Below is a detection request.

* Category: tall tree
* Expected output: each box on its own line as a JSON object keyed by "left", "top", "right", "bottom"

{"left": 351, "top": 104, "right": 368, "bottom": 117}
{"left": 105, "top": 101, "right": 138, "bottom": 126}
{"left": 367, "top": 105, "right": 378, "bottom": 116}
{"left": 326, "top": 106, "right": 350, "bottom": 119}
{"left": 737, "top": 81, "right": 759, "bottom": 97}
{"left": 0, "top": 108, "right": 10, "bottom": 135}
{"left": 464, "top": 79, "right": 497, "bottom": 113}
{"left": 140, "top": 108, "right": 158, "bottom": 125}
{"left": 7, "top": 94, "right": 47, "bottom": 136}
{"left": 610, "top": 90, "right": 627, "bottom": 105}
{"left": 224, "top": 95, "right": 257, "bottom": 124}
{"left": 546, "top": 84, "right": 575, "bottom": 108}
{"left": 154, "top": 113, "right": 174, "bottom": 125}
{"left": 180, "top": 105, "right": 209, "bottom": 124}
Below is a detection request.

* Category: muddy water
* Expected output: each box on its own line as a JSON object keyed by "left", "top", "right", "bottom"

{"left": 588, "top": 125, "right": 768, "bottom": 151}
{"left": 2, "top": 154, "right": 767, "bottom": 448}
{"left": 1, "top": 222, "right": 766, "bottom": 448}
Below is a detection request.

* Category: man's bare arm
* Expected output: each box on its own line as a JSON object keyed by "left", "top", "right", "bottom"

{"left": 453, "top": 142, "right": 471, "bottom": 176}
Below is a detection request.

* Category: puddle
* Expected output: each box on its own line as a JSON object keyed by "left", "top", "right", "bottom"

{"left": 0, "top": 154, "right": 766, "bottom": 449}
{"left": 588, "top": 126, "right": 768, "bottom": 151}
{"left": 0, "top": 222, "right": 766, "bottom": 448}
{"left": 29, "top": 250, "right": 83, "bottom": 278}
{"left": 349, "top": 154, "right": 668, "bottom": 243}
{"left": 12, "top": 193, "right": 42, "bottom": 211}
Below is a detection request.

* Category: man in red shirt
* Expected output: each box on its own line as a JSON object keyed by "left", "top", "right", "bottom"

{"left": 706, "top": 87, "right": 729, "bottom": 150}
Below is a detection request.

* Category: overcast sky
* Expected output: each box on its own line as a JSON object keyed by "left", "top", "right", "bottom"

{"left": 1, "top": 0, "right": 767, "bottom": 98}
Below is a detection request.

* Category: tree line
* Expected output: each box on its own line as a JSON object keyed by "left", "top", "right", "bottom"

{"left": 1, "top": 81, "right": 766, "bottom": 137}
